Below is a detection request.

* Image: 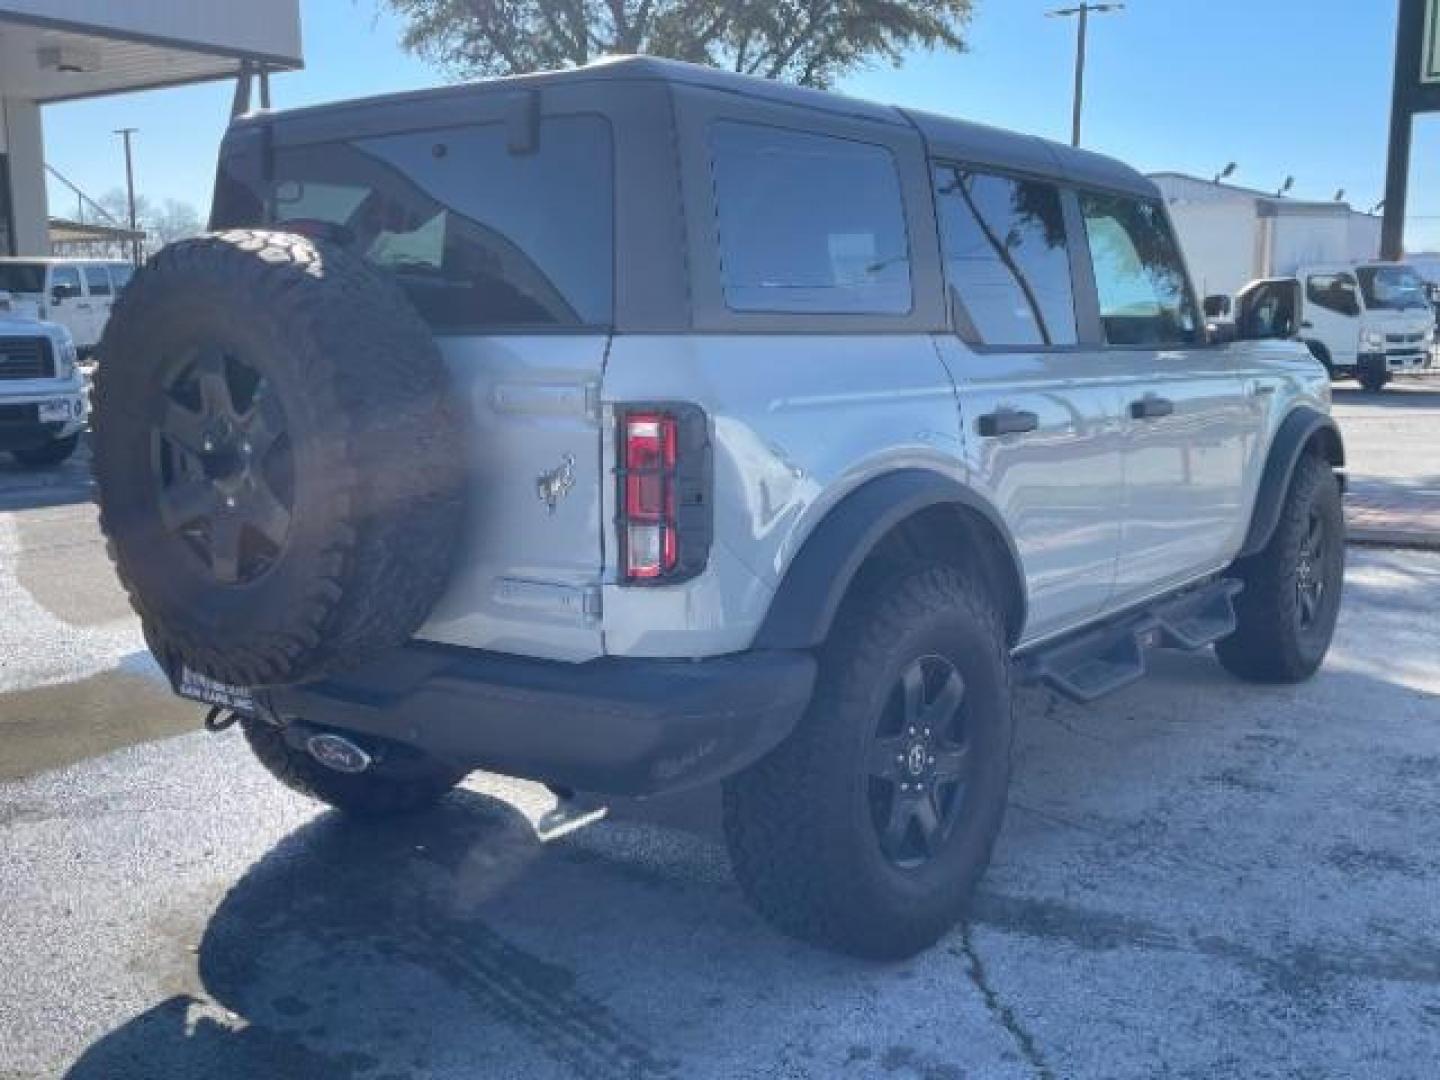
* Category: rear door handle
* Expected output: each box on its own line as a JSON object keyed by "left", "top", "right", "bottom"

{"left": 1300, "top": 321, "right": 1314, "bottom": 329}
{"left": 977, "top": 409, "right": 1039, "bottom": 437}
{"left": 1130, "top": 395, "right": 1175, "bottom": 420}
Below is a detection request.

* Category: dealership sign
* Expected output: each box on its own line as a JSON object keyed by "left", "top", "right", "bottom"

{"left": 1428, "top": 0, "right": 1440, "bottom": 83}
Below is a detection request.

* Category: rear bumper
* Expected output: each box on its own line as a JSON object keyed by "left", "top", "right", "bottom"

{"left": 263, "top": 645, "right": 816, "bottom": 797}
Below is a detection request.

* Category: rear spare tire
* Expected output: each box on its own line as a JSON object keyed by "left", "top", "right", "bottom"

{"left": 92, "top": 231, "right": 465, "bottom": 687}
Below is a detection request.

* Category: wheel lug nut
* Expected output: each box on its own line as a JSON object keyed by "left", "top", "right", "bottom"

{"left": 928, "top": 755, "right": 936, "bottom": 765}
{"left": 896, "top": 754, "right": 905, "bottom": 764}
{"left": 908, "top": 727, "right": 916, "bottom": 736}
{"left": 224, "top": 495, "right": 236, "bottom": 508}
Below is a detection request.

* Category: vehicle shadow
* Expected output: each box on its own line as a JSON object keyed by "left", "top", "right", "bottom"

{"left": 1333, "top": 384, "right": 1440, "bottom": 410}
{"left": 0, "top": 435, "right": 94, "bottom": 511}
{"left": 63, "top": 790, "right": 745, "bottom": 1080}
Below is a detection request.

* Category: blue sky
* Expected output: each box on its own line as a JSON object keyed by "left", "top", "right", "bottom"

{"left": 41, "top": 0, "right": 1440, "bottom": 251}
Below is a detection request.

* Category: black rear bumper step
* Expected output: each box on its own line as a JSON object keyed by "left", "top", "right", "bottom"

{"left": 1018, "top": 578, "right": 1243, "bottom": 704}
{"left": 261, "top": 644, "right": 816, "bottom": 798}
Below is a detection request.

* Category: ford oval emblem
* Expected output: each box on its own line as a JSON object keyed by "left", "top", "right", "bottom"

{"left": 306, "top": 733, "right": 373, "bottom": 775}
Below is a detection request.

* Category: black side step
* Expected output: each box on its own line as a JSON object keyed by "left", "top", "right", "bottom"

{"left": 1018, "top": 578, "right": 1243, "bottom": 704}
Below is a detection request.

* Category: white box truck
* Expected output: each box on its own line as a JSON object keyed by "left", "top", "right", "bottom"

{"left": 1159, "top": 183, "right": 1431, "bottom": 392}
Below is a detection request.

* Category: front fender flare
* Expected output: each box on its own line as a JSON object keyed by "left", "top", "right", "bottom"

{"left": 1239, "top": 406, "right": 1345, "bottom": 559}
{"left": 752, "top": 470, "right": 1026, "bottom": 651}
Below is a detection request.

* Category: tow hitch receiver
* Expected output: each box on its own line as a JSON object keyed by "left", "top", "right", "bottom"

{"left": 305, "top": 732, "right": 374, "bottom": 774}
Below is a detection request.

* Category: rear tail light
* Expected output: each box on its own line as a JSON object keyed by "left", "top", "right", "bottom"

{"left": 617, "top": 405, "right": 711, "bottom": 585}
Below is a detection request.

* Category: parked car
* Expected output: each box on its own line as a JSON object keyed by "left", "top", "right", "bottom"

{"left": 0, "top": 258, "right": 135, "bottom": 358}
{"left": 91, "top": 57, "right": 1346, "bottom": 959}
{"left": 0, "top": 289, "right": 86, "bottom": 467}
{"left": 1232, "top": 262, "right": 1435, "bottom": 391}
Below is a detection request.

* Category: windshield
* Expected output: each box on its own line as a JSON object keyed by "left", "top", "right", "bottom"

{"left": 1356, "top": 265, "right": 1431, "bottom": 311}
{"left": 0, "top": 264, "right": 46, "bottom": 293}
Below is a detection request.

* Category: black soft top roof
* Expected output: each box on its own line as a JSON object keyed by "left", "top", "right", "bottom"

{"left": 238, "top": 55, "right": 1157, "bottom": 199}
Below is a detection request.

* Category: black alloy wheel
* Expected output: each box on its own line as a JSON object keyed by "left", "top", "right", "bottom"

{"left": 1294, "top": 504, "right": 1330, "bottom": 631}
{"left": 723, "top": 563, "right": 1014, "bottom": 959}
{"left": 153, "top": 347, "right": 294, "bottom": 586}
{"left": 866, "top": 655, "right": 973, "bottom": 870}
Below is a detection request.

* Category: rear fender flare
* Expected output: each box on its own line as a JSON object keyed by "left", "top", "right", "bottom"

{"left": 752, "top": 470, "right": 1026, "bottom": 650}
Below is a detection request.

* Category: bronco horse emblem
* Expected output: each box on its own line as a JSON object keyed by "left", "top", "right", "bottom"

{"left": 536, "top": 453, "right": 576, "bottom": 515}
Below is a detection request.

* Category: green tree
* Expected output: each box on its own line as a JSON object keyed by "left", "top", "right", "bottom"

{"left": 382, "top": 0, "right": 974, "bottom": 88}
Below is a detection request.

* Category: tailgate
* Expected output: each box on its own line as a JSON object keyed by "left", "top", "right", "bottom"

{"left": 416, "top": 335, "right": 610, "bottom": 661}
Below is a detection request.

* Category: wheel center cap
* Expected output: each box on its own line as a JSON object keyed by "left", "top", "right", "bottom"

{"left": 906, "top": 743, "right": 928, "bottom": 778}
{"left": 201, "top": 440, "right": 245, "bottom": 484}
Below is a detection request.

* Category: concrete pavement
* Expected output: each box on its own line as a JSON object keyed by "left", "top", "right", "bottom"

{"left": 1, "top": 441, "right": 1439, "bottom": 1078}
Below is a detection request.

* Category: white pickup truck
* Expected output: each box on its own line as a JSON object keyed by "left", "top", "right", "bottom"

{"left": 0, "top": 291, "right": 86, "bottom": 467}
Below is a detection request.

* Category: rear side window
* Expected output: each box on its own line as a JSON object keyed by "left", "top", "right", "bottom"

{"left": 1079, "top": 193, "right": 1200, "bottom": 347}
{"left": 51, "top": 265, "right": 81, "bottom": 294}
{"left": 708, "top": 121, "right": 911, "bottom": 315}
{"left": 84, "top": 266, "right": 112, "bottom": 297}
{"left": 1306, "top": 273, "right": 1360, "bottom": 316}
{"left": 231, "top": 115, "right": 613, "bottom": 331}
{"left": 0, "top": 263, "right": 46, "bottom": 293}
{"left": 933, "top": 166, "right": 1076, "bottom": 346}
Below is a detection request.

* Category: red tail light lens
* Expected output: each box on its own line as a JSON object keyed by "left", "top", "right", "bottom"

{"left": 622, "top": 413, "right": 678, "bottom": 580}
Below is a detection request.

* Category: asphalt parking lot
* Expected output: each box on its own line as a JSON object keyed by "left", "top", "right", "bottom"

{"left": 2, "top": 389, "right": 1439, "bottom": 1079}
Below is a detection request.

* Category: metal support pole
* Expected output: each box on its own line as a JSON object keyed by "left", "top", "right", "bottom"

{"left": 114, "top": 128, "right": 140, "bottom": 265}
{"left": 1047, "top": 4, "right": 1123, "bottom": 149}
{"left": 1381, "top": 0, "right": 1427, "bottom": 261}
{"left": 1072, "top": 5, "right": 1088, "bottom": 148}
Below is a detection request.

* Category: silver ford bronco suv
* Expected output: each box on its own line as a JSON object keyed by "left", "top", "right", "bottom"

{"left": 92, "top": 58, "right": 1346, "bottom": 959}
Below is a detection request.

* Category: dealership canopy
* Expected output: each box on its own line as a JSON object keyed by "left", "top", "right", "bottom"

{"left": 0, "top": 1, "right": 302, "bottom": 256}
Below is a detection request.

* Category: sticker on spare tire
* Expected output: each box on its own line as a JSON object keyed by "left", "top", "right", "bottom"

{"left": 177, "top": 667, "right": 255, "bottom": 713}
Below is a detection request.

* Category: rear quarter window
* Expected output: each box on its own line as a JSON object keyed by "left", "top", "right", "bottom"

{"left": 217, "top": 115, "right": 614, "bottom": 332}
{"left": 707, "top": 121, "right": 912, "bottom": 315}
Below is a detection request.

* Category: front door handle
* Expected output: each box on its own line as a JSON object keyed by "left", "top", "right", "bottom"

{"left": 977, "top": 409, "right": 1039, "bottom": 437}
{"left": 1130, "top": 395, "right": 1175, "bottom": 420}
{"left": 1300, "top": 321, "right": 1314, "bottom": 329}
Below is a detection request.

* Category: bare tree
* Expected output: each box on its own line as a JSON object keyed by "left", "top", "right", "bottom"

{"left": 94, "top": 190, "right": 203, "bottom": 258}
{"left": 382, "top": 0, "right": 974, "bottom": 88}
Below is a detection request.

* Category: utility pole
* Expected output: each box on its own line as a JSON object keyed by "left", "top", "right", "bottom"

{"left": 113, "top": 127, "right": 140, "bottom": 265}
{"left": 1047, "top": 3, "right": 1124, "bottom": 148}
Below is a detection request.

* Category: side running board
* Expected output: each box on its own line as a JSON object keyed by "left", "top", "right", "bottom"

{"left": 1017, "top": 578, "right": 1243, "bottom": 704}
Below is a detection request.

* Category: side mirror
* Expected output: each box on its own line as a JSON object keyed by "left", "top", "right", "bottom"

{"left": 50, "top": 283, "right": 78, "bottom": 304}
{"left": 1203, "top": 294, "right": 1231, "bottom": 318}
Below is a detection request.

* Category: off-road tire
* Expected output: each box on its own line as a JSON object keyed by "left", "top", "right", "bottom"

{"left": 12, "top": 433, "right": 79, "bottom": 468}
{"left": 723, "top": 563, "right": 1014, "bottom": 960}
{"left": 1217, "top": 453, "right": 1344, "bottom": 683}
{"left": 1359, "top": 367, "right": 1390, "bottom": 393}
{"left": 92, "top": 231, "right": 466, "bottom": 687}
{"left": 240, "top": 715, "right": 466, "bottom": 817}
